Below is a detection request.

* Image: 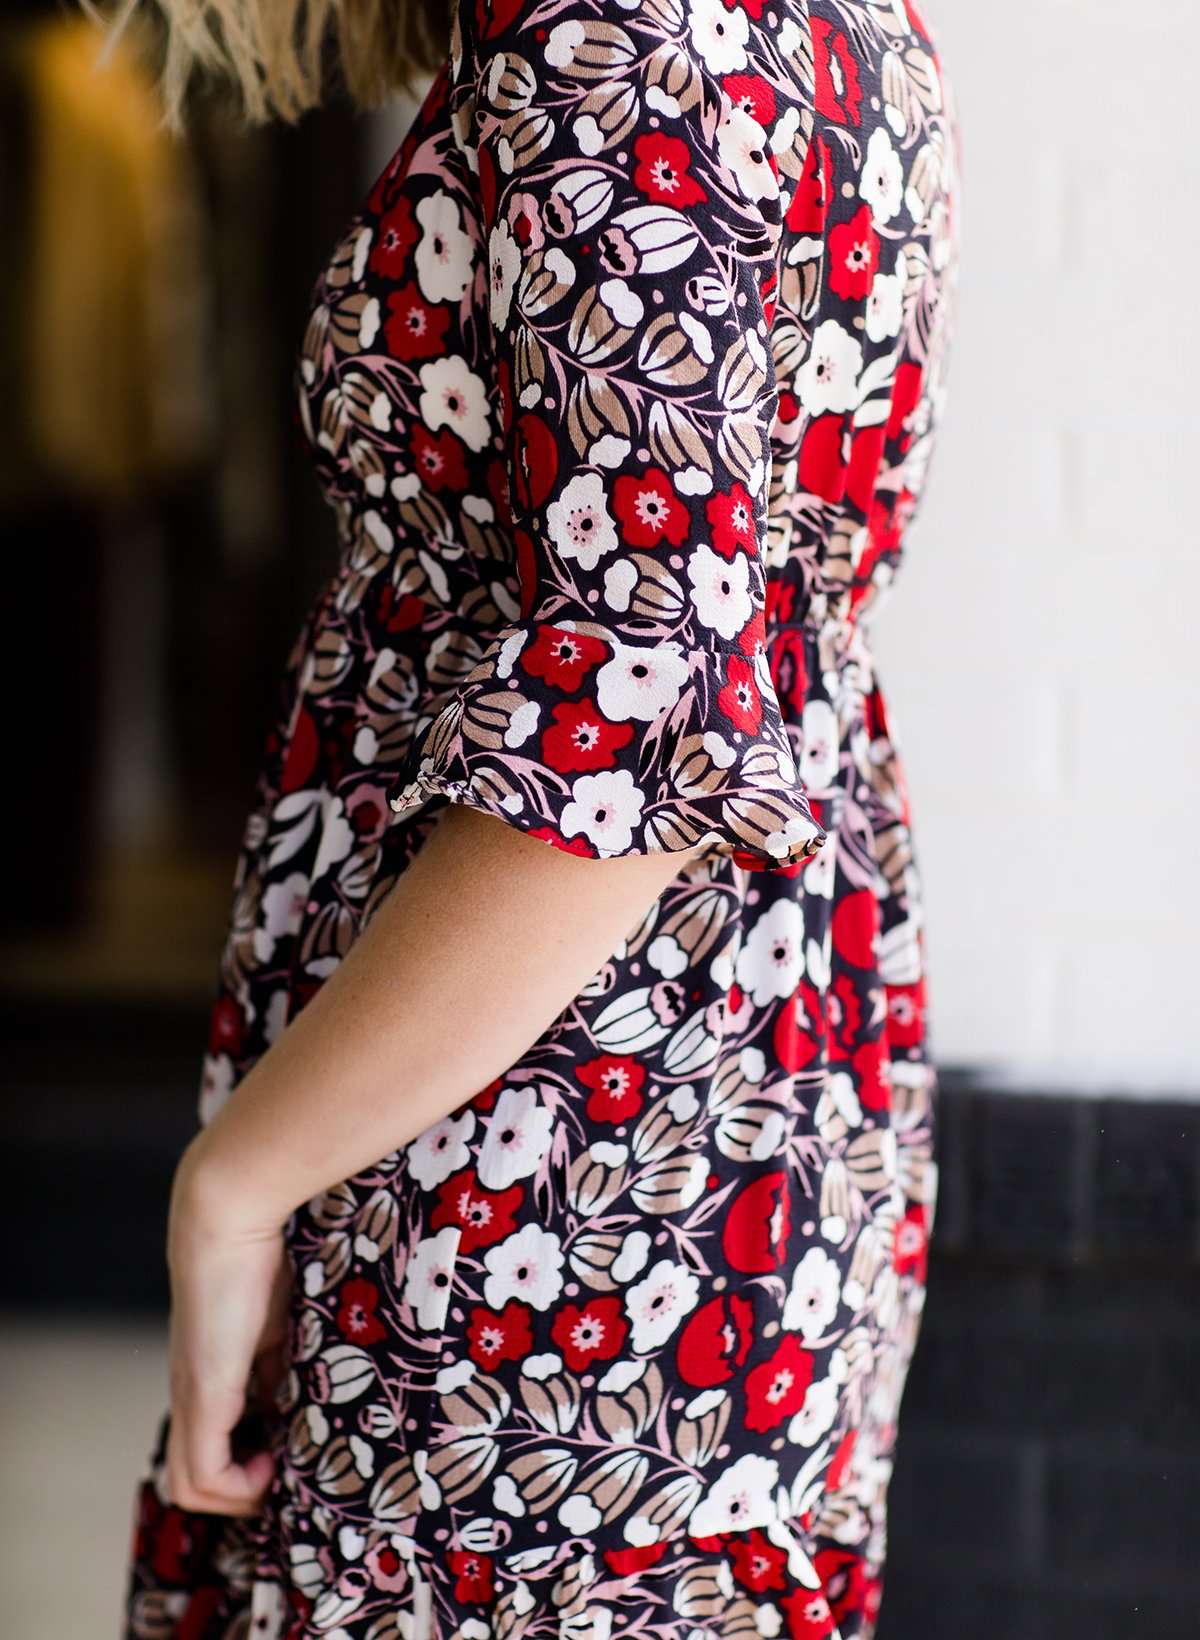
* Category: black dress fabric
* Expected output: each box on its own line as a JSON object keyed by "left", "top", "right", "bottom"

{"left": 123, "top": 1, "right": 962, "bottom": 1635}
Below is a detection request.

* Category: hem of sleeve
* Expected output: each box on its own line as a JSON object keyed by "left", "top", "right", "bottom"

{"left": 389, "top": 760, "right": 829, "bottom": 873}
{"left": 385, "top": 623, "right": 831, "bottom": 874}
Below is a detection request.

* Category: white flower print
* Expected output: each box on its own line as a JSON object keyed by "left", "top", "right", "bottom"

{"left": 482, "top": 1222, "right": 565, "bottom": 1311}
{"left": 796, "top": 319, "right": 863, "bottom": 416}
{"left": 647, "top": 933, "right": 689, "bottom": 978}
{"left": 860, "top": 126, "right": 904, "bottom": 227}
{"left": 687, "top": 541, "right": 754, "bottom": 640}
{"left": 260, "top": 869, "right": 308, "bottom": 944}
{"left": 735, "top": 899, "right": 805, "bottom": 1007}
{"left": 717, "top": 102, "right": 779, "bottom": 206}
{"left": 624, "top": 1257, "right": 701, "bottom": 1352}
{"left": 545, "top": 473, "right": 619, "bottom": 571}
{"left": 782, "top": 1246, "right": 842, "bottom": 1342}
{"left": 560, "top": 768, "right": 644, "bottom": 853}
{"left": 417, "top": 355, "right": 491, "bottom": 452}
{"left": 786, "top": 1373, "right": 841, "bottom": 1447}
{"left": 595, "top": 642, "right": 689, "bottom": 722}
{"left": 413, "top": 191, "right": 473, "bottom": 303}
{"left": 477, "top": 1086, "right": 554, "bottom": 1190}
{"left": 197, "top": 1052, "right": 234, "bottom": 1126}
{"left": 488, "top": 218, "right": 523, "bottom": 331}
{"left": 866, "top": 259, "right": 905, "bottom": 342}
{"left": 687, "top": 1453, "right": 780, "bottom": 1535}
{"left": 403, "top": 1227, "right": 461, "bottom": 1331}
{"left": 800, "top": 698, "right": 839, "bottom": 789}
{"left": 611, "top": 1230, "right": 652, "bottom": 1283}
{"left": 406, "top": 1108, "right": 476, "bottom": 1190}
{"left": 688, "top": 0, "right": 749, "bottom": 74}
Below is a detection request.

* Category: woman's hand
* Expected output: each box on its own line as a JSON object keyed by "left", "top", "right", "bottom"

{"left": 163, "top": 1136, "right": 292, "bottom": 1516}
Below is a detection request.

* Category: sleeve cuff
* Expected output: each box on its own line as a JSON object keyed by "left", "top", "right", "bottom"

{"left": 387, "top": 622, "right": 829, "bottom": 872}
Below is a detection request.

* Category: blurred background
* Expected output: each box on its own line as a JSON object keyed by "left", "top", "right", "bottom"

{"left": 1, "top": 0, "right": 1197, "bottom": 1635}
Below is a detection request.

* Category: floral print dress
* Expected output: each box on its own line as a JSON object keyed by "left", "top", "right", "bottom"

{"left": 123, "top": 0, "right": 961, "bottom": 1636}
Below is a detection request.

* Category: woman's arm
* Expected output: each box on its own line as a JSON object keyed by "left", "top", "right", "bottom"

{"left": 182, "top": 805, "right": 706, "bottom": 1227}
{"left": 164, "top": 805, "right": 708, "bottom": 1515}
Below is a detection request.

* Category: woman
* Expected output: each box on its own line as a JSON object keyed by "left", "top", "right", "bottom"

{"left": 116, "top": 0, "right": 961, "bottom": 1633}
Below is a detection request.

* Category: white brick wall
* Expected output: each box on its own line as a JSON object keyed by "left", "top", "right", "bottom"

{"left": 873, "top": 0, "right": 1200, "bottom": 1093}
{"left": 368, "top": 0, "right": 1199, "bottom": 1094}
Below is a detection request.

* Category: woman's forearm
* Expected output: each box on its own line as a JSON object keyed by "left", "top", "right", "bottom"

{"left": 181, "top": 805, "right": 707, "bottom": 1232}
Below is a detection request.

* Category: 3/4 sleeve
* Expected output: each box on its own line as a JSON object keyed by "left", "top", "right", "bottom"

{"left": 387, "top": 0, "right": 829, "bottom": 871}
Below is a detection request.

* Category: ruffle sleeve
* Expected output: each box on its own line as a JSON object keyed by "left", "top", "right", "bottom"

{"left": 387, "top": 0, "right": 829, "bottom": 871}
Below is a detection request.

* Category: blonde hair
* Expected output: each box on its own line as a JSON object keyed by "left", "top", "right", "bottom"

{"left": 80, "top": 0, "right": 449, "bottom": 131}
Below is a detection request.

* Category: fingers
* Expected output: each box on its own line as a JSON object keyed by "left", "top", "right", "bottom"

{"left": 166, "top": 1384, "right": 276, "bottom": 1516}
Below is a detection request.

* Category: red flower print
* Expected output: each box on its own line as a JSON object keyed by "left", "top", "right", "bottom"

{"left": 383, "top": 282, "right": 450, "bottom": 360}
{"left": 336, "top": 1278, "right": 387, "bottom": 1346}
{"left": 368, "top": 197, "right": 418, "bottom": 277}
{"left": 893, "top": 1203, "right": 929, "bottom": 1281}
{"left": 280, "top": 706, "right": 320, "bottom": 793}
{"left": 798, "top": 414, "right": 848, "bottom": 504}
{"left": 853, "top": 1037, "right": 892, "bottom": 1112}
{"left": 602, "top": 1541, "right": 671, "bottom": 1576}
{"left": 826, "top": 1428, "right": 856, "bottom": 1493}
{"left": 718, "top": 654, "right": 763, "bottom": 733}
{"left": 729, "top": 1527, "right": 789, "bottom": 1592}
{"left": 782, "top": 1583, "right": 838, "bottom": 1639}
{"left": 612, "top": 465, "right": 690, "bottom": 546}
{"left": 813, "top": 18, "right": 863, "bottom": 126}
{"left": 431, "top": 1166, "right": 524, "bottom": 1252}
{"left": 410, "top": 423, "right": 468, "bottom": 493}
{"left": 832, "top": 888, "right": 878, "bottom": 969}
{"left": 530, "top": 825, "right": 595, "bottom": 857}
{"left": 144, "top": 1494, "right": 216, "bottom": 1583}
{"left": 469, "top": 1077, "right": 502, "bottom": 1112}
{"left": 466, "top": 1299, "right": 534, "bottom": 1368}
{"left": 512, "top": 413, "right": 559, "bottom": 510}
{"left": 847, "top": 422, "right": 886, "bottom": 514}
{"left": 521, "top": 626, "right": 609, "bottom": 690}
{"left": 723, "top": 74, "right": 776, "bottom": 128}
{"left": 632, "top": 132, "right": 708, "bottom": 206}
{"left": 178, "top": 1588, "right": 225, "bottom": 1640}
{"left": 886, "top": 979, "right": 927, "bottom": 1049}
{"left": 550, "top": 1295, "right": 628, "bottom": 1372}
{"left": 542, "top": 697, "right": 634, "bottom": 772}
{"left": 447, "top": 1549, "right": 495, "bottom": 1603}
{"left": 830, "top": 974, "right": 864, "bottom": 1053}
{"left": 722, "top": 1171, "right": 791, "bottom": 1273}
{"left": 814, "top": 1545, "right": 869, "bottom": 1626}
{"left": 706, "top": 481, "right": 758, "bottom": 558}
{"left": 347, "top": 794, "right": 384, "bottom": 838}
{"left": 577, "top": 1054, "right": 646, "bottom": 1122}
{"left": 740, "top": 604, "right": 767, "bottom": 659}
{"left": 675, "top": 1292, "right": 755, "bottom": 1386}
{"left": 207, "top": 994, "right": 245, "bottom": 1057}
{"left": 773, "top": 983, "right": 825, "bottom": 1073}
{"left": 744, "top": 1333, "right": 816, "bottom": 1432}
{"left": 376, "top": 584, "right": 426, "bottom": 633}
{"left": 886, "top": 360, "right": 925, "bottom": 447}
{"left": 828, "top": 204, "right": 880, "bottom": 300}
{"left": 768, "top": 628, "right": 812, "bottom": 717}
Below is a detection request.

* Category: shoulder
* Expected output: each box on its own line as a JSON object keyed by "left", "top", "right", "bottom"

{"left": 460, "top": 0, "right": 814, "bottom": 231}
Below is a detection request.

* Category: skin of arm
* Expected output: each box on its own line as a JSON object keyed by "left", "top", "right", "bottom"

{"left": 164, "top": 802, "right": 710, "bottom": 1516}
